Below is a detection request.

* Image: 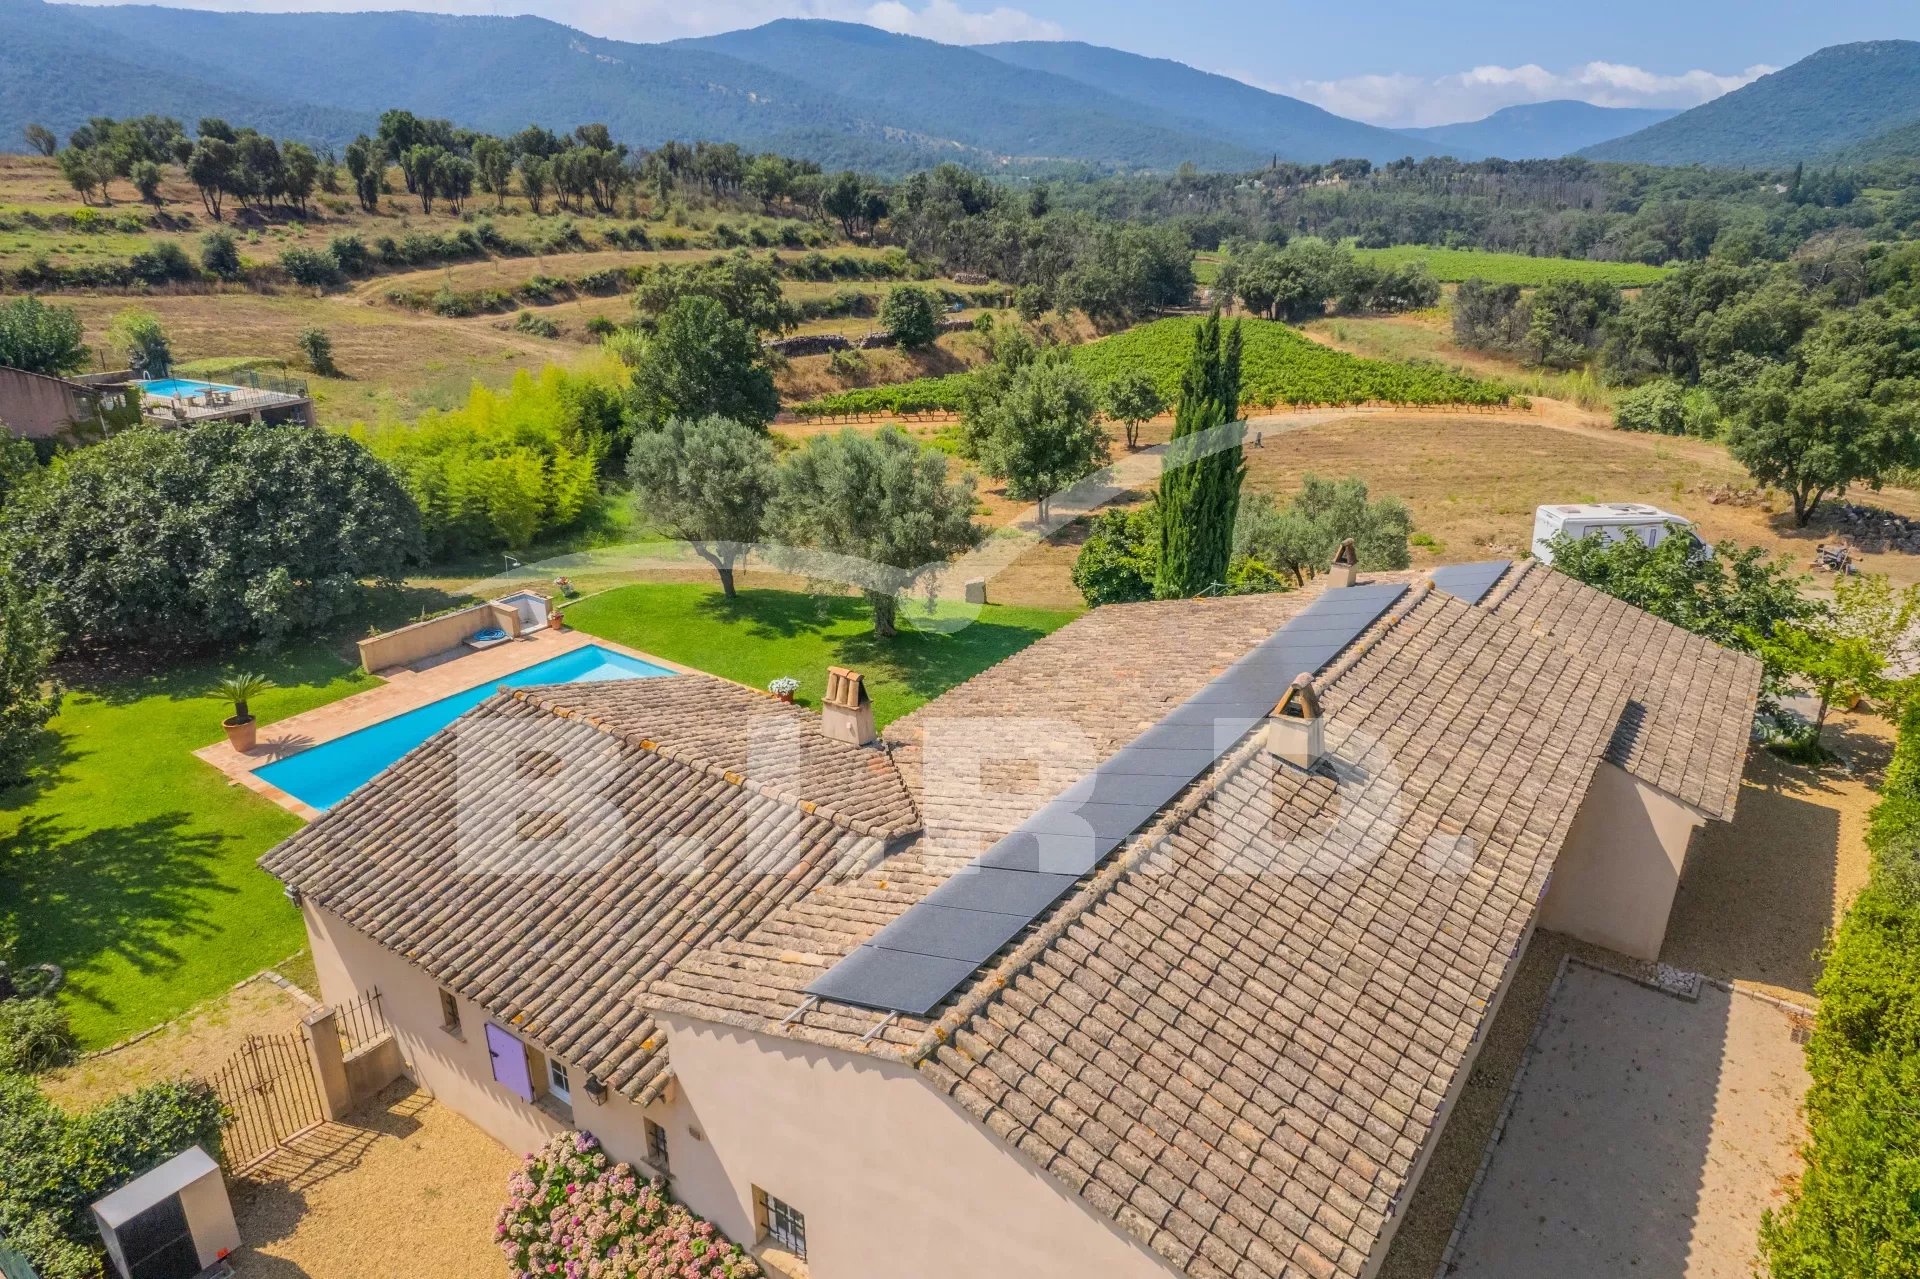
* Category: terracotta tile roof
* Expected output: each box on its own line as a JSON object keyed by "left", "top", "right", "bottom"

{"left": 262, "top": 564, "right": 1760, "bottom": 1279}
{"left": 647, "top": 587, "right": 1638, "bottom": 1278}
{"left": 259, "top": 674, "right": 906, "bottom": 1102}
{"left": 1484, "top": 561, "right": 1761, "bottom": 820}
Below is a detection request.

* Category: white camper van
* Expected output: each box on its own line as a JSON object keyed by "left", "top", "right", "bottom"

{"left": 1531, "top": 503, "right": 1707, "bottom": 565}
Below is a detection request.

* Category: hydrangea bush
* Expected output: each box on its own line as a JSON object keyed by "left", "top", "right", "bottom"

{"left": 497, "top": 1131, "right": 761, "bottom": 1279}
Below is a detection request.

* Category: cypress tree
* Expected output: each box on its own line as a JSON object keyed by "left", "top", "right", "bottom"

{"left": 1154, "top": 311, "right": 1245, "bottom": 598}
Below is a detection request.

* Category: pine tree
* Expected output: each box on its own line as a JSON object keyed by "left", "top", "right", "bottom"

{"left": 1154, "top": 311, "right": 1245, "bottom": 598}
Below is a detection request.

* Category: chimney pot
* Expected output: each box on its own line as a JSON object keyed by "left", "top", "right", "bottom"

{"left": 821, "top": 665, "right": 877, "bottom": 746}
{"left": 1266, "top": 674, "right": 1326, "bottom": 770}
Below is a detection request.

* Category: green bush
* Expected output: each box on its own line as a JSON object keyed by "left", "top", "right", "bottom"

{"left": 128, "top": 241, "right": 196, "bottom": 285}
{"left": 0, "top": 1072, "right": 227, "bottom": 1278}
{"left": 2, "top": 422, "right": 424, "bottom": 652}
{"left": 1763, "top": 699, "right": 1920, "bottom": 1274}
{"left": 352, "top": 366, "right": 617, "bottom": 557}
{"left": 1071, "top": 504, "right": 1159, "bottom": 606}
{"left": 199, "top": 229, "right": 241, "bottom": 281}
{"left": 1614, "top": 378, "right": 1695, "bottom": 435}
{"left": 280, "top": 245, "right": 344, "bottom": 289}
{"left": 880, "top": 284, "right": 939, "bottom": 350}
{"left": 0, "top": 999, "right": 77, "bottom": 1075}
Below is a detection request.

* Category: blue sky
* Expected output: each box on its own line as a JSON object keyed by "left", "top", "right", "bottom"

{"left": 62, "top": 0, "right": 1920, "bottom": 125}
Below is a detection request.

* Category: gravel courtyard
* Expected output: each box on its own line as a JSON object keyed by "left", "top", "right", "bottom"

{"left": 1446, "top": 962, "right": 1810, "bottom": 1279}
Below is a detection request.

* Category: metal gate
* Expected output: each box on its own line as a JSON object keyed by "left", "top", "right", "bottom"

{"left": 209, "top": 1031, "right": 324, "bottom": 1171}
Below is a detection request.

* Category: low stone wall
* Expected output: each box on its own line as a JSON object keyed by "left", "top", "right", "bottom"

{"left": 356, "top": 601, "right": 522, "bottom": 672}
{"left": 343, "top": 1035, "right": 406, "bottom": 1107}
{"left": 764, "top": 315, "right": 980, "bottom": 358}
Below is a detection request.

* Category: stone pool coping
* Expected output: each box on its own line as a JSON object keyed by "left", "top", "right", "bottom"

{"left": 192, "top": 628, "right": 699, "bottom": 820}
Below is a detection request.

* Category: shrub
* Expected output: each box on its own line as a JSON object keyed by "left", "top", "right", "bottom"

{"left": 1614, "top": 378, "right": 1691, "bottom": 435}
{"left": 1072, "top": 504, "right": 1160, "bottom": 606}
{"left": 327, "top": 233, "right": 370, "bottom": 276}
{"left": 1762, "top": 700, "right": 1920, "bottom": 1274}
{"left": 297, "top": 326, "right": 338, "bottom": 376}
{"left": 127, "top": 240, "right": 195, "bottom": 284}
{"left": 199, "top": 228, "right": 241, "bottom": 280}
{"left": 496, "top": 1131, "right": 760, "bottom": 1279}
{"left": 0, "top": 999, "right": 77, "bottom": 1074}
{"left": 512, "top": 310, "right": 560, "bottom": 338}
{"left": 0, "top": 1072, "right": 227, "bottom": 1278}
{"left": 352, "top": 366, "right": 616, "bottom": 556}
{"left": 279, "top": 245, "right": 344, "bottom": 289}
{"left": 2, "top": 423, "right": 424, "bottom": 652}
{"left": 880, "top": 284, "right": 939, "bottom": 350}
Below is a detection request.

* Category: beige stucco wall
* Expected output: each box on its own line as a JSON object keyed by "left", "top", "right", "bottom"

{"left": 354, "top": 601, "right": 525, "bottom": 673}
{"left": 302, "top": 902, "right": 666, "bottom": 1165}
{"left": 0, "top": 365, "right": 97, "bottom": 439}
{"left": 1538, "top": 761, "right": 1709, "bottom": 960}
{"left": 657, "top": 1014, "right": 1180, "bottom": 1279}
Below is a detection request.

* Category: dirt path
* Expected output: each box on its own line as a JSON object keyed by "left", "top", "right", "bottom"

{"left": 41, "top": 973, "right": 314, "bottom": 1112}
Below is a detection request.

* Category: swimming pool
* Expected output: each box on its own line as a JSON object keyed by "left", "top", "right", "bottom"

{"left": 256, "top": 644, "right": 673, "bottom": 811}
{"left": 139, "top": 377, "right": 239, "bottom": 398}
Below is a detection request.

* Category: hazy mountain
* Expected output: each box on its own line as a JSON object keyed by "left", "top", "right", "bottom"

{"left": 0, "top": 0, "right": 373, "bottom": 153}
{"left": 1398, "top": 100, "right": 1678, "bottom": 160}
{"left": 674, "top": 21, "right": 1266, "bottom": 171}
{"left": 1581, "top": 41, "right": 1920, "bottom": 166}
{"left": 33, "top": 2, "right": 950, "bottom": 169}
{"left": 976, "top": 39, "right": 1446, "bottom": 165}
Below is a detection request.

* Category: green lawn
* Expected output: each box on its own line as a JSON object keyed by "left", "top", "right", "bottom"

{"left": 566, "top": 583, "right": 1081, "bottom": 726}
{"left": 0, "top": 647, "right": 377, "bottom": 1048}
{"left": 3, "top": 584, "right": 1072, "bottom": 1050}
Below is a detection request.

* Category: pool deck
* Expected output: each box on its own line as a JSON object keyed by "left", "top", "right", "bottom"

{"left": 193, "top": 628, "right": 698, "bottom": 820}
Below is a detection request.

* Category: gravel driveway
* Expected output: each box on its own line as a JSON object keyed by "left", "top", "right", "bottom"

{"left": 1446, "top": 962, "right": 1809, "bottom": 1279}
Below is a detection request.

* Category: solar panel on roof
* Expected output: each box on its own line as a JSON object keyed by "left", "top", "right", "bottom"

{"left": 806, "top": 579, "right": 1410, "bottom": 1017}
{"left": 1429, "top": 560, "right": 1512, "bottom": 605}
{"left": 868, "top": 903, "right": 1031, "bottom": 964}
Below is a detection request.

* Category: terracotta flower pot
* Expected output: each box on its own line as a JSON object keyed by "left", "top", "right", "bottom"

{"left": 776, "top": 691, "right": 795, "bottom": 703}
{"left": 224, "top": 715, "right": 258, "bottom": 752}
{"left": 548, "top": 611, "right": 565, "bottom": 631}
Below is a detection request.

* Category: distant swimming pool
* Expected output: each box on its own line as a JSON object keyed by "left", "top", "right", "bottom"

{"left": 256, "top": 644, "right": 673, "bottom": 811}
{"left": 140, "top": 377, "right": 238, "bottom": 398}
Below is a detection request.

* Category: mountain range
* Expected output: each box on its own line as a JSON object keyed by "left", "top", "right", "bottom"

{"left": 2, "top": 2, "right": 1915, "bottom": 173}
{"left": 1582, "top": 40, "right": 1920, "bottom": 165}
{"left": 1398, "top": 101, "right": 1679, "bottom": 161}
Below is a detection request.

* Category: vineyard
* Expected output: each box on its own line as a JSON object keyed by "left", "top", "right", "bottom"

{"left": 790, "top": 317, "right": 1517, "bottom": 417}
{"left": 1351, "top": 246, "right": 1671, "bottom": 287}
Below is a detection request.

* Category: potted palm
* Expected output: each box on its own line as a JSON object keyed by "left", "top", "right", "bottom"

{"left": 213, "top": 672, "right": 274, "bottom": 752}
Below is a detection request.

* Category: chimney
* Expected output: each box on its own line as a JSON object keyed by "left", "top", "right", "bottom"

{"left": 1266, "top": 673, "right": 1325, "bottom": 770}
{"left": 820, "top": 666, "right": 876, "bottom": 747}
{"left": 1330, "top": 538, "right": 1359, "bottom": 588}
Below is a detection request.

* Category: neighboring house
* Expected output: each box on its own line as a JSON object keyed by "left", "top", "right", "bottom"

{"left": 0, "top": 364, "right": 316, "bottom": 438}
{"left": 0, "top": 365, "right": 123, "bottom": 439}
{"left": 261, "top": 558, "right": 1759, "bottom": 1279}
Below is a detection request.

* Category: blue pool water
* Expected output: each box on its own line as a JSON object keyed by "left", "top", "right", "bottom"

{"left": 140, "top": 377, "right": 238, "bottom": 398}
{"left": 256, "top": 644, "right": 672, "bottom": 811}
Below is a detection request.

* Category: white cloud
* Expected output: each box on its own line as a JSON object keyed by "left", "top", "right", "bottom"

{"left": 1228, "top": 60, "right": 1776, "bottom": 128}
{"left": 60, "top": 0, "right": 1060, "bottom": 44}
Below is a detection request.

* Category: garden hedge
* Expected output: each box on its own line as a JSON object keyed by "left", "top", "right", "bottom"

{"left": 1762, "top": 698, "right": 1920, "bottom": 1275}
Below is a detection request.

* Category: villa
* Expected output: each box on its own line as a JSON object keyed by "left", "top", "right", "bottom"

{"left": 260, "top": 557, "right": 1759, "bottom": 1279}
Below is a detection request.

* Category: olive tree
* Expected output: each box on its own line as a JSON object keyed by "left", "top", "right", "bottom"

{"left": 1100, "top": 368, "right": 1165, "bottom": 449}
{"left": 767, "top": 427, "right": 981, "bottom": 636}
{"left": 627, "top": 415, "right": 777, "bottom": 598}
{"left": 970, "top": 351, "right": 1107, "bottom": 521}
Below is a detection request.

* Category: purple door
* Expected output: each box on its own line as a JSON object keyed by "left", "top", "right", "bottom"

{"left": 485, "top": 1023, "right": 533, "bottom": 1101}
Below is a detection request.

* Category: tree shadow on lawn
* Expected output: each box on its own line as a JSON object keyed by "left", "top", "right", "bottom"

{"left": 0, "top": 810, "right": 233, "bottom": 1023}
{"left": 690, "top": 588, "right": 1063, "bottom": 704}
